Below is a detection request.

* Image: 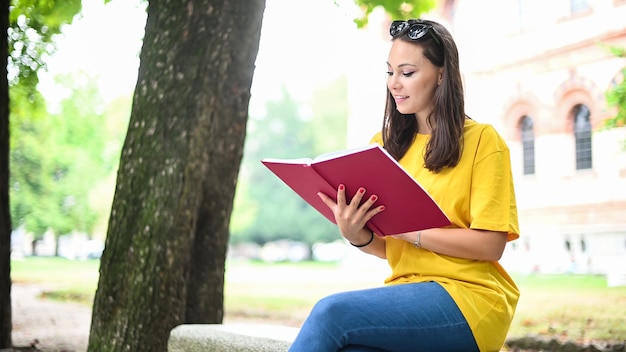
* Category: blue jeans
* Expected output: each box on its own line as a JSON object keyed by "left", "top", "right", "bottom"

{"left": 288, "top": 281, "right": 479, "bottom": 352}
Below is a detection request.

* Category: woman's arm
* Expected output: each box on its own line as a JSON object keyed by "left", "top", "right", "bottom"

{"left": 317, "top": 183, "right": 507, "bottom": 261}
{"left": 344, "top": 227, "right": 387, "bottom": 259}
{"left": 392, "top": 228, "right": 508, "bottom": 261}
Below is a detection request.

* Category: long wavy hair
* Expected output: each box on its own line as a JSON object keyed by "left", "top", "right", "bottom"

{"left": 382, "top": 19, "right": 466, "bottom": 173}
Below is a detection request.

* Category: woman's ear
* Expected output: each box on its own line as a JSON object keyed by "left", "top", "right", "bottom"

{"left": 438, "top": 69, "right": 443, "bottom": 85}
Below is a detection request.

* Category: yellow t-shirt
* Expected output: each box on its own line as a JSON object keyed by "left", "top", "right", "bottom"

{"left": 371, "top": 119, "right": 520, "bottom": 352}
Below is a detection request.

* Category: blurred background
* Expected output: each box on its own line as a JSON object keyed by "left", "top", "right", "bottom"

{"left": 11, "top": 0, "right": 625, "bottom": 278}
{"left": 7, "top": 0, "right": 626, "bottom": 348}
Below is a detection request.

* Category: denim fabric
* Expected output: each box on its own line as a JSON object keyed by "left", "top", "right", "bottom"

{"left": 288, "top": 281, "right": 479, "bottom": 352}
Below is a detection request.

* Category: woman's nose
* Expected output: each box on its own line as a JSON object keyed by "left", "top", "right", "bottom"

{"left": 387, "top": 75, "right": 400, "bottom": 90}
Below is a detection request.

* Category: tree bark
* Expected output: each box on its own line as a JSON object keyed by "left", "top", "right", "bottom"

{"left": 0, "top": 0, "right": 12, "bottom": 347}
{"left": 87, "top": 0, "right": 265, "bottom": 351}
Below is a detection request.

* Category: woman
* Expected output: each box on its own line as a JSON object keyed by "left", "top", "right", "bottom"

{"left": 288, "top": 19, "right": 520, "bottom": 352}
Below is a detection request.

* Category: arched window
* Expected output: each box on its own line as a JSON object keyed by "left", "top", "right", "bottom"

{"left": 573, "top": 104, "right": 592, "bottom": 170}
{"left": 520, "top": 115, "right": 535, "bottom": 175}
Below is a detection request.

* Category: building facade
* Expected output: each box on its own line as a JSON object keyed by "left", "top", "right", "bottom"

{"left": 444, "top": 0, "right": 626, "bottom": 275}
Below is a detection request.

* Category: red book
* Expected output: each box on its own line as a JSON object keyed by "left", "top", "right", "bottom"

{"left": 261, "top": 144, "right": 450, "bottom": 236}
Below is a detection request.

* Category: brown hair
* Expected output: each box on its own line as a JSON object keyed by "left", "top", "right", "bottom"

{"left": 382, "top": 19, "right": 466, "bottom": 173}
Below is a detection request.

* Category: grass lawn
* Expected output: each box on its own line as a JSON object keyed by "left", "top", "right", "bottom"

{"left": 509, "top": 274, "right": 626, "bottom": 343}
{"left": 10, "top": 256, "right": 626, "bottom": 344}
{"left": 11, "top": 256, "right": 100, "bottom": 304}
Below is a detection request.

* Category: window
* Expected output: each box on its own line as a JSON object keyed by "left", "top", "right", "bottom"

{"left": 520, "top": 115, "right": 535, "bottom": 175}
{"left": 570, "top": 0, "right": 590, "bottom": 14}
{"left": 515, "top": 0, "right": 545, "bottom": 33}
{"left": 580, "top": 238, "right": 587, "bottom": 253}
{"left": 573, "top": 104, "right": 592, "bottom": 170}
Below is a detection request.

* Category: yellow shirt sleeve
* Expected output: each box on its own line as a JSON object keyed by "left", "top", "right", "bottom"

{"left": 468, "top": 124, "right": 520, "bottom": 241}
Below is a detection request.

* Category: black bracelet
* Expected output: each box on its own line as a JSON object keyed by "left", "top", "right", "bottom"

{"left": 350, "top": 230, "right": 375, "bottom": 248}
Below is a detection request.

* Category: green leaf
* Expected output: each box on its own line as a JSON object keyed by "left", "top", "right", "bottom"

{"left": 351, "top": 0, "right": 436, "bottom": 28}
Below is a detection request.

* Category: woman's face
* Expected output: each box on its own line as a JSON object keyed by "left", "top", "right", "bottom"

{"left": 386, "top": 40, "right": 442, "bottom": 117}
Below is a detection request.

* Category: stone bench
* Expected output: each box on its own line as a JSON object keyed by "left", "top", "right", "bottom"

{"left": 168, "top": 324, "right": 300, "bottom": 352}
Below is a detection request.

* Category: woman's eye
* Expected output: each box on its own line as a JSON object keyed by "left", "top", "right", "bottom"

{"left": 386, "top": 71, "right": 393, "bottom": 76}
{"left": 402, "top": 71, "right": 415, "bottom": 77}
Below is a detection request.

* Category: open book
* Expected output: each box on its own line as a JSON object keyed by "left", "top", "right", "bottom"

{"left": 261, "top": 144, "right": 450, "bottom": 236}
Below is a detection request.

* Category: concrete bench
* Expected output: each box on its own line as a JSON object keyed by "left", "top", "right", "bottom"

{"left": 168, "top": 324, "right": 300, "bottom": 352}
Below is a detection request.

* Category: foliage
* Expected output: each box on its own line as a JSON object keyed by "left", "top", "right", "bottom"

{"left": 86, "top": 95, "right": 132, "bottom": 237}
{"left": 8, "top": 0, "right": 84, "bottom": 88}
{"left": 350, "top": 0, "right": 435, "bottom": 27}
{"left": 601, "top": 45, "right": 626, "bottom": 149}
{"left": 605, "top": 71, "right": 626, "bottom": 129}
{"left": 603, "top": 47, "right": 626, "bottom": 128}
{"left": 7, "top": 0, "right": 86, "bottom": 144}
{"left": 7, "top": 0, "right": 108, "bottom": 241}
{"left": 10, "top": 72, "right": 121, "bottom": 238}
{"left": 231, "top": 77, "right": 349, "bottom": 245}
{"left": 309, "top": 75, "right": 351, "bottom": 156}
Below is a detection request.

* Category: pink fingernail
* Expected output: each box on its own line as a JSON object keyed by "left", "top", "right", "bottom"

{"left": 339, "top": 184, "right": 344, "bottom": 190}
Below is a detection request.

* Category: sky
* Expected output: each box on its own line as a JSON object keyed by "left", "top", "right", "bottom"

{"left": 38, "top": 0, "right": 147, "bottom": 103}
{"left": 38, "top": 0, "right": 361, "bottom": 112}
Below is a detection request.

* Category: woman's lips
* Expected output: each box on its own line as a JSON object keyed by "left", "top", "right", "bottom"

{"left": 394, "top": 95, "right": 408, "bottom": 104}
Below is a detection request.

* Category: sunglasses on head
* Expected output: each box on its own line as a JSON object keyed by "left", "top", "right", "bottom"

{"left": 389, "top": 20, "right": 442, "bottom": 46}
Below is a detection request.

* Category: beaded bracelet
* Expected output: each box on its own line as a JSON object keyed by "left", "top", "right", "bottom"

{"left": 350, "top": 229, "right": 375, "bottom": 248}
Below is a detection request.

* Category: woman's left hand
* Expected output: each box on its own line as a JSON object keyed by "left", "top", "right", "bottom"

{"left": 318, "top": 184, "right": 385, "bottom": 245}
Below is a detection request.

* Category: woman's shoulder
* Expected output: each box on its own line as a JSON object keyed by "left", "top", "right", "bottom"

{"left": 369, "top": 131, "right": 384, "bottom": 145}
{"left": 463, "top": 118, "right": 509, "bottom": 150}
{"left": 465, "top": 117, "right": 494, "bottom": 132}
{"left": 464, "top": 118, "right": 503, "bottom": 137}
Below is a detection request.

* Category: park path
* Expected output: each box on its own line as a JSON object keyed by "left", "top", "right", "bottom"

{"left": 11, "top": 283, "right": 90, "bottom": 352}
{"left": 9, "top": 283, "right": 276, "bottom": 352}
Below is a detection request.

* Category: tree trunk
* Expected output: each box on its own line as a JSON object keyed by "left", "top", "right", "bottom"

{"left": 0, "top": 0, "right": 12, "bottom": 348}
{"left": 87, "top": 0, "right": 265, "bottom": 351}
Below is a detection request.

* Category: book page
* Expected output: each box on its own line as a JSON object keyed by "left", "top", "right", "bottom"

{"left": 261, "top": 144, "right": 379, "bottom": 166}
{"left": 260, "top": 157, "right": 314, "bottom": 165}
{"left": 312, "top": 143, "right": 379, "bottom": 163}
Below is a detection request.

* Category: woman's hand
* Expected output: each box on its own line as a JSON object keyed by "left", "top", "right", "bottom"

{"left": 317, "top": 184, "right": 385, "bottom": 245}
